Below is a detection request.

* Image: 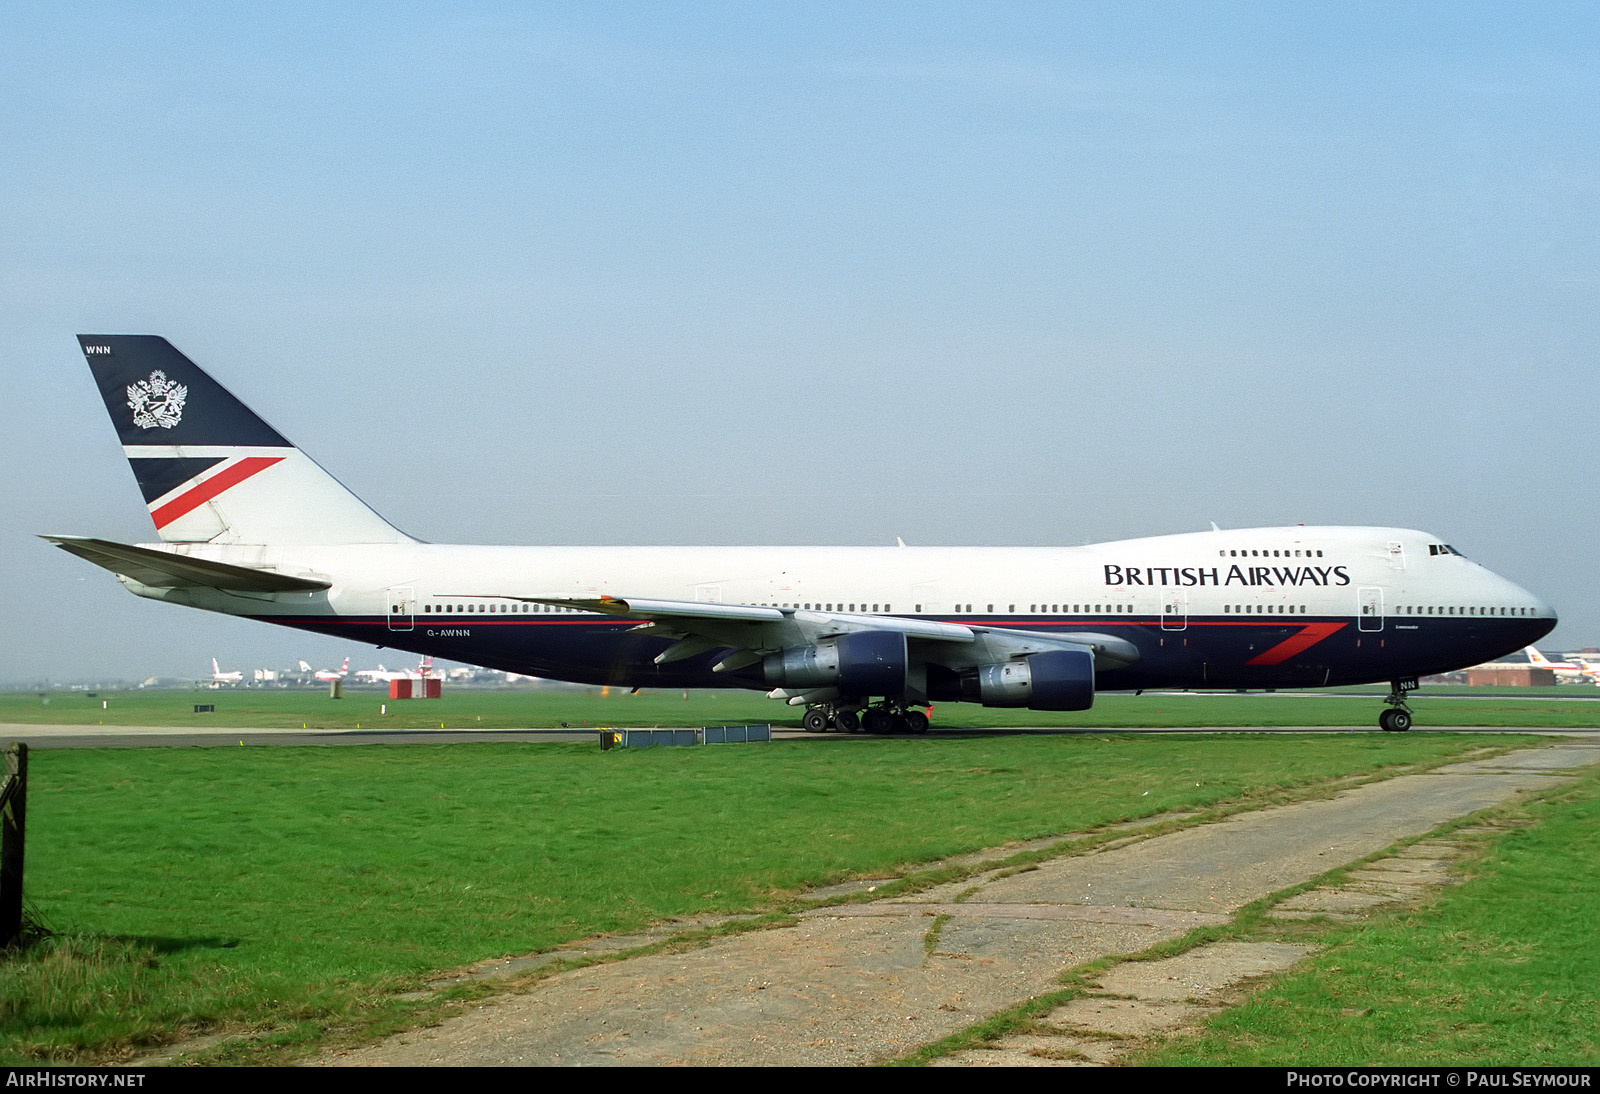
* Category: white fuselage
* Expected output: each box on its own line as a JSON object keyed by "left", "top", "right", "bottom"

{"left": 124, "top": 525, "right": 1553, "bottom": 695}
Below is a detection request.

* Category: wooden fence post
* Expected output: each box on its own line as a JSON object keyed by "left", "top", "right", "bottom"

{"left": 0, "top": 742, "right": 27, "bottom": 947}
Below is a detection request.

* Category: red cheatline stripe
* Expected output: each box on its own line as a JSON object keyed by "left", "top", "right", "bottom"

{"left": 1245, "top": 621, "right": 1348, "bottom": 666}
{"left": 150, "top": 456, "right": 285, "bottom": 530}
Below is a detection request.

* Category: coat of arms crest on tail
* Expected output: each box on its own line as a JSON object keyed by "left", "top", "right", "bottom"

{"left": 126, "top": 370, "right": 187, "bottom": 429}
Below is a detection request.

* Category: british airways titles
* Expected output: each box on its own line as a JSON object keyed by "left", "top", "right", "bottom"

{"left": 1104, "top": 563, "right": 1352, "bottom": 588}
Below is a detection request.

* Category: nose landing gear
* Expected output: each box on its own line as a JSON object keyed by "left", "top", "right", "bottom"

{"left": 1379, "top": 678, "right": 1418, "bottom": 732}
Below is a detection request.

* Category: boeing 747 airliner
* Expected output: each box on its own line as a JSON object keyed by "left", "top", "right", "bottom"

{"left": 48, "top": 336, "right": 1556, "bottom": 733}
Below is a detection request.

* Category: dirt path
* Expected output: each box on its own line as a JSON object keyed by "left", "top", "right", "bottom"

{"left": 318, "top": 743, "right": 1600, "bottom": 1067}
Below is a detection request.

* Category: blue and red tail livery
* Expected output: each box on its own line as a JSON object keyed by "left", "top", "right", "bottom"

{"left": 76, "top": 335, "right": 406, "bottom": 545}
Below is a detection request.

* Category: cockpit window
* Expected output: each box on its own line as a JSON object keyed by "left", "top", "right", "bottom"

{"left": 1428, "top": 544, "right": 1466, "bottom": 558}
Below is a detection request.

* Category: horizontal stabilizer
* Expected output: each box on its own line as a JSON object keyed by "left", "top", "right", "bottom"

{"left": 42, "top": 535, "right": 331, "bottom": 592}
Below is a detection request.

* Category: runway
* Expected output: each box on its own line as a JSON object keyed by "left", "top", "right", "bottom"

{"left": 2, "top": 721, "right": 1595, "bottom": 749}
{"left": 0, "top": 723, "right": 598, "bottom": 749}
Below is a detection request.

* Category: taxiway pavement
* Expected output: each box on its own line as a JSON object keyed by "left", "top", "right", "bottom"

{"left": 317, "top": 741, "right": 1600, "bottom": 1067}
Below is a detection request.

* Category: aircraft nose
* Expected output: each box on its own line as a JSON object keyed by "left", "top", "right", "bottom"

{"left": 1507, "top": 578, "right": 1558, "bottom": 639}
{"left": 1497, "top": 571, "right": 1555, "bottom": 621}
{"left": 1522, "top": 585, "right": 1557, "bottom": 625}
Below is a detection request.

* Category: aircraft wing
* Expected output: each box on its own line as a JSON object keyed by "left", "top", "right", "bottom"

{"left": 42, "top": 535, "right": 332, "bottom": 593}
{"left": 537, "top": 594, "right": 975, "bottom": 638}
{"left": 501, "top": 594, "right": 1139, "bottom": 672}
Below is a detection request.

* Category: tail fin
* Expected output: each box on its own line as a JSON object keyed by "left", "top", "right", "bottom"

{"left": 1526, "top": 647, "right": 1550, "bottom": 665}
{"left": 77, "top": 335, "right": 410, "bottom": 545}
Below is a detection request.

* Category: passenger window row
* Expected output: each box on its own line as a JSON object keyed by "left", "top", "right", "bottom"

{"left": 415, "top": 599, "right": 1535, "bottom": 619}
{"left": 1219, "top": 548, "right": 1323, "bottom": 558}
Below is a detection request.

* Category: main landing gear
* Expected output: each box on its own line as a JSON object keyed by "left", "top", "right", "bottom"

{"left": 801, "top": 703, "right": 857, "bottom": 733}
{"left": 861, "top": 704, "right": 929, "bottom": 734}
{"left": 1379, "top": 678, "right": 1418, "bottom": 732}
{"left": 801, "top": 701, "right": 929, "bottom": 734}
{"left": 806, "top": 703, "right": 857, "bottom": 729}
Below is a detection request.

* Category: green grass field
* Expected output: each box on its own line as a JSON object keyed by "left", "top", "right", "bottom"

{"left": 2, "top": 684, "right": 1594, "bottom": 1066}
{"left": 7, "top": 683, "right": 1600, "bottom": 730}
{"left": 1, "top": 730, "right": 1520, "bottom": 1065}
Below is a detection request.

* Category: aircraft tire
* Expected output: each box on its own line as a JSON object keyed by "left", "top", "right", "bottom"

{"left": 862, "top": 708, "right": 894, "bottom": 734}
{"left": 802, "top": 708, "right": 829, "bottom": 733}
{"left": 1379, "top": 709, "right": 1412, "bottom": 733}
{"left": 834, "top": 710, "right": 860, "bottom": 733}
{"left": 904, "top": 710, "right": 929, "bottom": 734}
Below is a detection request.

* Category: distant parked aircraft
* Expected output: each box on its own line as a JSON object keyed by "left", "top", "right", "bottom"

{"left": 210, "top": 658, "right": 243, "bottom": 683}
{"left": 355, "top": 656, "right": 434, "bottom": 683}
{"left": 1524, "top": 647, "right": 1592, "bottom": 684}
{"left": 299, "top": 656, "right": 349, "bottom": 682}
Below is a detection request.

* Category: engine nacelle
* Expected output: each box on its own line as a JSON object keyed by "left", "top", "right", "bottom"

{"left": 763, "top": 630, "right": 908, "bottom": 696}
{"left": 972, "top": 649, "right": 1094, "bottom": 711}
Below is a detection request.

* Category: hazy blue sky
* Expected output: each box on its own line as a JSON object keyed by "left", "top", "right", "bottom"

{"left": 4, "top": 3, "right": 1596, "bottom": 682}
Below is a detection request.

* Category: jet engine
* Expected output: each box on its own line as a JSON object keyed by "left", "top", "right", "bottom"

{"left": 967, "top": 649, "right": 1095, "bottom": 711}
{"left": 763, "top": 630, "right": 908, "bottom": 695}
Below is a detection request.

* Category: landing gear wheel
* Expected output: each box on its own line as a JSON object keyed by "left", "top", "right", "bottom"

{"left": 1379, "top": 708, "right": 1412, "bottom": 733}
{"left": 834, "top": 710, "right": 860, "bottom": 733}
{"left": 903, "top": 710, "right": 929, "bottom": 734}
{"left": 861, "top": 708, "right": 894, "bottom": 734}
{"left": 1380, "top": 678, "right": 1417, "bottom": 733}
{"left": 802, "top": 708, "right": 829, "bottom": 733}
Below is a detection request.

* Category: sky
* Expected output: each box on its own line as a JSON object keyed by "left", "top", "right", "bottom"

{"left": 3, "top": 2, "right": 1597, "bottom": 683}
